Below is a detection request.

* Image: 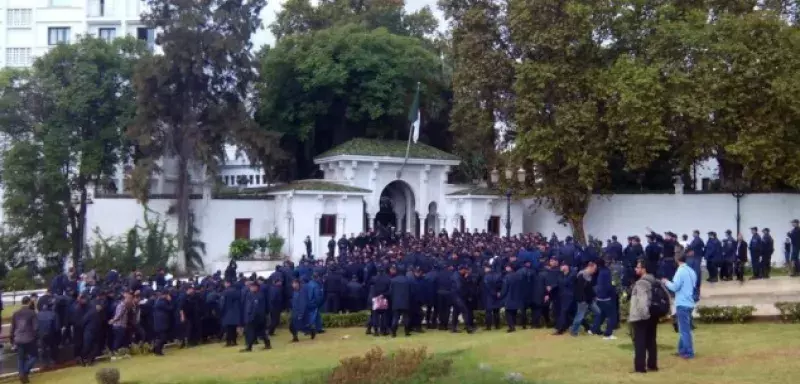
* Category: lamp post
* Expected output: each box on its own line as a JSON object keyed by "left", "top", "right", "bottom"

{"left": 490, "top": 167, "right": 527, "bottom": 238}
{"left": 731, "top": 182, "right": 746, "bottom": 235}
{"left": 70, "top": 191, "right": 94, "bottom": 274}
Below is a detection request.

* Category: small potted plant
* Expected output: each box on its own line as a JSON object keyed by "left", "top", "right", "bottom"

{"left": 255, "top": 237, "right": 268, "bottom": 258}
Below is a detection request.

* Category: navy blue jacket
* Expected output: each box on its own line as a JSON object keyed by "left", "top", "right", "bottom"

{"left": 220, "top": 287, "right": 243, "bottom": 327}
{"left": 482, "top": 272, "right": 503, "bottom": 310}
{"left": 750, "top": 234, "right": 763, "bottom": 256}
{"left": 500, "top": 271, "right": 524, "bottom": 310}
{"left": 153, "top": 297, "right": 173, "bottom": 333}
{"left": 689, "top": 236, "right": 705, "bottom": 258}
{"left": 244, "top": 289, "right": 267, "bottom": 324}
{"left": 594, "top": 266, "right": 614, "bottom": 301}
{"left": 705, "top": 238, "right": 722, "bottom": 261}
{"left": 370, "top": 274, "right": 391, "bottom": 298}
{"left": 389, "top": 275, "right": 412, "bottom": 311}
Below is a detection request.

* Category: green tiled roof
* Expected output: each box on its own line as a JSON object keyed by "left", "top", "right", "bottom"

{"left": 214, "top": 180, "right": 370, "bottom": 197}
{"left": 315, "top": 138, "right": 459, "bottom": 161}
{"left": 268, "top": 180, "right": 371, "bottom": 193}
{"left": 447, "top": 186, "right": 503, "bottom": 196}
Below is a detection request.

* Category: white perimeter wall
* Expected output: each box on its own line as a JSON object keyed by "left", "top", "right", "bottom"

{"left": 524, "top": 193, "right": 800, "bottom": 246}
{"left": 86, "top": 197, "right": 276, "bottom": 271}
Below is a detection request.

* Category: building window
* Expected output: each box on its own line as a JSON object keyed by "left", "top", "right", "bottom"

{"left": 319, "top": 215, "right": 337, "bottom": 236}
{"left": 48, "top": 27, "right": 71, "bottom": 45}
{"left": 234, "top": 219, "right": 251, "bottom": 240}
{"left": 224, "top": 175, "right": 230, "bottom": 185}
{"left": 459, "top": 216, "right": 465, "bottom": 233}
{"left": 137, "top": 27, "right": 155, "bottom": 50}
{"left": 248, "top": 175, "right": 253, "bottom": 184}
{"left": 487, "top": 216, "right": 500, "bottom": 236}
{"left": 98, "top": 28, "right": 116, "bottom": 42}
{"left": 5, "top": 48, "right": 32, "bottom": 67}
{"left": 7, "top": 9, "right": 32, "bottom": 27}
{"left": 262, "top": 174, "right": 267, "bottom": 184}
{"left": 255, "top": 175, "right": 260, "bottom": 185}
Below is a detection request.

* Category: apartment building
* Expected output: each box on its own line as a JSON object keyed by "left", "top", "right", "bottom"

{"left": 0, "top": 0, "right": 155, "bottom": 68}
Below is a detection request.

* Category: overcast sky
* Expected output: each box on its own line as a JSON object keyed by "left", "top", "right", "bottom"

{"left": 252, "top": 0, "right": 444, "bottom": 48}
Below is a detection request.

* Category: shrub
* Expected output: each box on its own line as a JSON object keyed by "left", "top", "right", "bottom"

{"left": 229, "top": 238, "right": 255, "bottom": 260}
{"left": 267, "top": 230, "right": 285, "bottom": 259}
{"left": 254, "top": 237, "right": 268, "bottom": 254}
{"left": 95, "top": 367, "right": 121, "bottom": 384}
{"left": 328, "top": 347, "right": 451, "bottom": 384}
{"left": 775, "top": 302, "right": 800, "bottom": 323}
{"left": 696, "top": 305, "right": 756, "bottom": 323}
{"left": 278, "top": 311, "right": 370, "bottom": 329}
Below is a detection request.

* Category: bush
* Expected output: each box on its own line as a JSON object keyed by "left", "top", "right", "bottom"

{"left": 775, "top": 302, "right": 800, "bottom": 323}
{"left": 229, "top": 238, "right": 255, "bottom": 260}
{"left": 3, "top": 267, "right": 39, "bottom": 291}
{"left": 95, "top": 367, "right": 121, "bottom": 384}
{"left": 328, "top": 347, "right": 451, "bottom": 384}
{"left": 267, "top": 230, "right": 285, "bottom": 259}
{"left": 254, "top": 237, "right": 268, "bottom": 254}
{"left": 278, "top": 311, "right": 370, "bottom": 329}
{"left": 696, "top": 305, "right": 756, "bottom": 323}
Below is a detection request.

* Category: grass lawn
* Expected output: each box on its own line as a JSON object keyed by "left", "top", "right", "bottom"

{"left": 33, "top": 323, "right": 800, "bottom": 384}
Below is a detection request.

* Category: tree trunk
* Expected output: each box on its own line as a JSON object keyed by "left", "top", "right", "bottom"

{"left": 175, "top": 155, "right": 190, "bottom": 274}
{"left": 568, "top": 214, "right": 586, "bottom": 245}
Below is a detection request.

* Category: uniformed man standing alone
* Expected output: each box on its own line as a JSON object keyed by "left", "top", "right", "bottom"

{"left": 241, "top": 282, "right": 271, "bottom": 352}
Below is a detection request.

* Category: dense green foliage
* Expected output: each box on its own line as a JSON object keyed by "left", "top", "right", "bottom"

{"left": 445, "top": 0, "right": 800, "bottom": 240}
{"left": 255, "top": 0, "right": 453, "bottom": 179}
{"left": 0, "top": 37, "right": 147, "bottom": 271}
{"left": 85, "top": 211, "right": 179, "bottom": 276}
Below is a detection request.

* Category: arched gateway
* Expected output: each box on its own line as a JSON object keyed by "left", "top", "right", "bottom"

{"left": 375, "top": 180, "right": 416, "bottom": 235}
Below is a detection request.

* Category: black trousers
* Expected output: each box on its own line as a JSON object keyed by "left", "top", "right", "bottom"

{"left": 325, "top": 293, "right": 341, "bottom": 313}
{"left": 244, "top": 321, "right": 269, "bottom": 349}
{"left": 485, "top": 308, "right": 500, "bottom": 329}
{"left": 632, "top": 318, "right": 658, "bottom": 372}
{"left": 224, "top": 325, "right": 237, "bottom": 345}
{"left": 153, "top": 331, "right": 168, "bottom": 355}
{"left": 451, "top": 298, "right": 473, "bottom": 330}
{"left": 719, "top": 261, "right": 733, "bottom": 280}
{"left": 706, "top": 260, "right": 719, "bottom": 281}
{"left": 435, "top": 294, "right": 451, "bottom": 329}
{"left": 391, "top": 309, "right": 411, "bottom": 335}
{"left": 762, "top": 252, "right": 773, "bottom": 278}
{"left": 735, "top": 260, "right": 745, "bottom": 281}
{"left": 505, "top": 309, "right": 518, "bottom": 331}
{"left": 268, "top": 310, "right": 281, "bottom": 335}
{"left": 72, "top": 328, "right": 84, "bottom": 360}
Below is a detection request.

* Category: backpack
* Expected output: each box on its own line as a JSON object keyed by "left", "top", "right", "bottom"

{"left": 649, "top": 281, "right": 670, "bottom": 319}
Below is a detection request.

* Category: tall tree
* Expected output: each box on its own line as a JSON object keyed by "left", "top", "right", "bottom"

{"left": 0, "top": 37, "right": 147, "bottom": 272}
{"left": 256, "top": 23, "right": 447, "bottom": 178}
{"left": 439, "top": 0, "right": 514, "bottom": 182}
{"left": 130, "top": 0, "right": 267, "bottom": 273}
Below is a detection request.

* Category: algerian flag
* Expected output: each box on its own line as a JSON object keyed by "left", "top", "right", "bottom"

{"left": 408, "top": 82, "right": 421, "bottom": 143}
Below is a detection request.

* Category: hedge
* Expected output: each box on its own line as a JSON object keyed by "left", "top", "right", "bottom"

{"left": 272, "top": 303, "right": 772, "bottom": 330}
{"left": 695, "top": 305, "right": 756, "bottom": 323}
{"left": 775, "top": 302, "right": 800, "bottom": 323}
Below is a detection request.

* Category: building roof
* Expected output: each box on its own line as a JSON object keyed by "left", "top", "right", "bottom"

{"left": 214, "top": 180, "right": 371, "bottom": 197}
{"left": 268, "top": 180, "right": 371, "bottom": 194}
{"left": 315, "top": 138, "right": 459, "bottom": 161}
{"left": 447, "top": 186, "right": 504, "bottom": 197}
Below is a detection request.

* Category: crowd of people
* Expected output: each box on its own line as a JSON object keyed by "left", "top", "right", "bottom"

{"left": 4, "top": 219, "right": 800, "bottom": 383}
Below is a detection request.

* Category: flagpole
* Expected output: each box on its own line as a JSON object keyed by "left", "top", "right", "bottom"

{"left": 397, "top": 81, "right": 420, "bottom": 179}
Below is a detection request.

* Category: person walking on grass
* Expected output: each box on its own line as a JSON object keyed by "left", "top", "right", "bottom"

{"left": 662, "top": 252, "right": 697, "bottom": 360}
{"left": 629, "top": 260, "right": 670, "bottom": 373}
{"left": 10, "top": 296, "right": 38, "bottom": 384}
